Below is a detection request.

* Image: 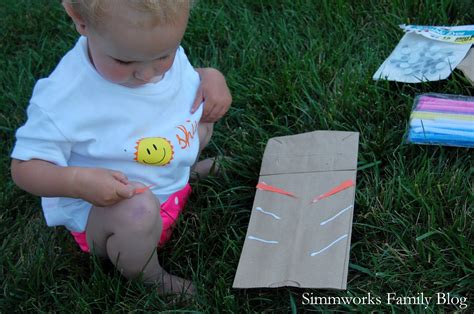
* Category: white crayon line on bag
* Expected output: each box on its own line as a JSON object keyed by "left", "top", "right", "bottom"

{"left": 248, "top": 236, "right": 279, "bottom": 244}
{"left": 256, "top": 206, "right": 281, "bottom": 220}
{"left": 310, "top": 234, "right": 348, "bottom": 256}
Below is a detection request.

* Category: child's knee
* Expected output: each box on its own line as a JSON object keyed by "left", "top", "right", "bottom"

{"left": 115, "top": 182, "right": 162, "bottom": 233}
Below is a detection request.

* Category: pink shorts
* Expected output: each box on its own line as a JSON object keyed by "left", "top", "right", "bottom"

{"left": 71, "top": 184, "right": 192, "bottom": 253}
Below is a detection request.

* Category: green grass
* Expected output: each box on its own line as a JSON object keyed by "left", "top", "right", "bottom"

{"left": 1, "top": 0, "right": 473, "bottom": 312}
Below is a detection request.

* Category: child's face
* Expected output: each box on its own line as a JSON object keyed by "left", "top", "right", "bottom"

{"left": 83, "top": 4, "right": 189, "bottom": 87}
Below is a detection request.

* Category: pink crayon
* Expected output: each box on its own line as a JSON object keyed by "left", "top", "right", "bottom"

{"left": 134, "top": 184, "right": 156, "bottom": 194}
{"left": 416, "top": 104, "right": 474, "bottom": 114}
{"left": 418, "top": 96, "right": 474, "bottom": 108}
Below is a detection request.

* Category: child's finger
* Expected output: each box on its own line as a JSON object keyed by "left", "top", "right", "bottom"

{"left": 213, "top": 107, "right": 226, "bottom": 121}
{"left": 211, "top": 105, "right": 224, "bottom": 121}
{"left": 110, "top": 171, "right": 129, "bottom": 184}
{"left": 202, "top": 104, "right": 220, "bottom": 122}
{"left": 203, "top": 101, "right": 218, "bottom": 119}
{"left": 116, "top": 183, "right": 135, "bottom": 199}
{"left": 191, "top": 87, "right": 204, "bottom": 113}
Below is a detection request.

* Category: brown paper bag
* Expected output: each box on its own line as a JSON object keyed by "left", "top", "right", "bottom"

{"left": 457, "top": 48, "right": 474, "bottom": 86}
{"left": 233, "top": 131, "right": 359, "bottom": 289}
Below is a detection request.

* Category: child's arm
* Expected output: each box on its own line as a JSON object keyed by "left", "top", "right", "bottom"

{"left": 11, "top": 159, "right": 135, "bottom": 207}
{"left": 191, "top": 68, "right": 232, "bottom": 123}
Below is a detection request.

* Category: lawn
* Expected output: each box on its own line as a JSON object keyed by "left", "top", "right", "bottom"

{"left": 1, "top": 0, "right": 473, "bottom": 312}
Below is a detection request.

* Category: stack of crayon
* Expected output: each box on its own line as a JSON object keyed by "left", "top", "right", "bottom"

{"left": 408, "top": 94, "right": 474, "bottom": 148}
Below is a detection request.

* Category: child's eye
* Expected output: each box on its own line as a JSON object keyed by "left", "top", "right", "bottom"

{"left": 114, "top": 58, "right": 133, "bottom": 65}
{"left": 158, "top": 55, "right": 170, "bottom": 61}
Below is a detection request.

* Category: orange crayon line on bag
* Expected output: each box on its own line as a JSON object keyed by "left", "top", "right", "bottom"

{"left": 256, "top": 182, "right": 297, "bottom": 198}
{"left": 312, "top": 180, "right": 354, "bottom": 203}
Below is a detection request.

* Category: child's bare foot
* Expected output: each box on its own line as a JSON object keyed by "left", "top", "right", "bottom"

{"left": 155, "top": 270, "right": 197, "bottom": 297}
{"left": 190, "top": 157, "right": 221, "bottom": 181}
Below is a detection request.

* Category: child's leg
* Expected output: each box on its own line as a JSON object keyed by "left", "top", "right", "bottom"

{"left": 191, "top": 122, "right": 216, "bottom": 178}
{"left": 85, "top": 182, "right": 195, "bottom": 295}
{"left": 198, "top": 122, "right": 214, "bottom": 155}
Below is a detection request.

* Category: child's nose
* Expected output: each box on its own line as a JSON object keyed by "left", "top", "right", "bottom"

{"left": 134, "top": 67, "right": 159, "bottom": 82}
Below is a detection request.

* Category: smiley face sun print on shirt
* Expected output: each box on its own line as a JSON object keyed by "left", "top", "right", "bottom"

{"left": 134, "top": 137, "right": 174, "bottom": 166}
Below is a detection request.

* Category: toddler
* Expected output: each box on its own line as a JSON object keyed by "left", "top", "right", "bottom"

{"left": 10, "top": 0, "right": 231, "bottom": 296}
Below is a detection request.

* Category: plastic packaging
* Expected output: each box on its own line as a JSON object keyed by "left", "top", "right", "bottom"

{"left": 373, "top": 25, "right": 473, "bottom": 83}
{"left": 406, "top": 93, "right": 474, "bottom": 148}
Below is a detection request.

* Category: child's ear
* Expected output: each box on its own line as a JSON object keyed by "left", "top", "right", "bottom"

{"left": 62, "top": 1, "right": 89, "bottom": 36}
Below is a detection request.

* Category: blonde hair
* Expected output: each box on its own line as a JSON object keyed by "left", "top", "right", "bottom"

{"left": 65, "top": 0, "right": 195, "bottom": 27}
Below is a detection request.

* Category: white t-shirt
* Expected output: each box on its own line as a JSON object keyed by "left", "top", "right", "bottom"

{"left": 11, "top": 36, "right": 203, "bottom": 232}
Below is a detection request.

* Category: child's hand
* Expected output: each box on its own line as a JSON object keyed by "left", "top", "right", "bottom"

{"left": 191, "top": 68, "right": 232, "bottom": 123}
{"left": 72, "top": 167, "right": 136, "bottom": 207}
